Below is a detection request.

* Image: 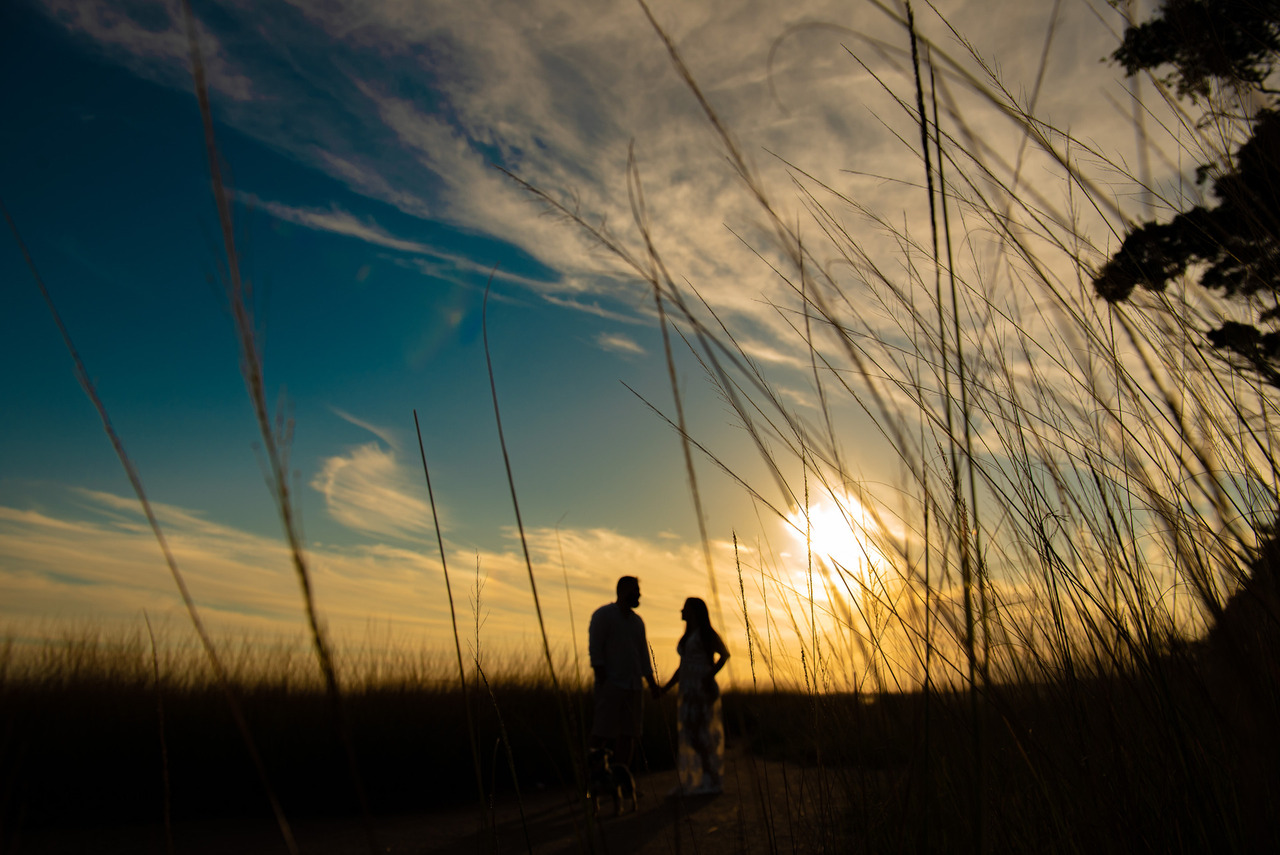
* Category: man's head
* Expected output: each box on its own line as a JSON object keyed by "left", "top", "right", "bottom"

{"left": 616, "top": 576, "right": 641, "bottom": 610}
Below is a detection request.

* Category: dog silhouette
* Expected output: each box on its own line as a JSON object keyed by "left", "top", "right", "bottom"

{"left": 587, "top": 747, "right": 637, "bottom": 815}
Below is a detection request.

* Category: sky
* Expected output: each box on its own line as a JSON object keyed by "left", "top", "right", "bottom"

{"left": 0, "top": 0, "right": 1181, "bottom": 684}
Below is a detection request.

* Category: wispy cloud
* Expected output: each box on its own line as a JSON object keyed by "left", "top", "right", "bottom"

{"left": 40, "top": 0, "right": 254, "bottom": 101}
{"left": 395, "top": 256, "right": 555, "bottom": 294}
{"left": 595, "top": 332, "right": 646, "bottom": 357}
{"left": 540, "top": 293, "right": 649, "bottom": 325}
{"left": 311, "top": 442, "right": 433, "bottom": 543}
{"left": 241, "top": 193, "right": 439, "bottom": 255}
{"left": 240, "top": 193, "right": 574, "bottom": 297}
{"left": 37, "top": 0, "right": 1163, "bottom": 377}
{"left": 329, "top": 407, "right": 401, "bottom": 450}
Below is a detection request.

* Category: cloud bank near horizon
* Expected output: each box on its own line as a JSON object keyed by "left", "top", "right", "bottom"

{"left": 0, "top": 459, "right": 929, "bottom": 688}
{"left": 0, "top": 479, "right": 807, "bottom": 677}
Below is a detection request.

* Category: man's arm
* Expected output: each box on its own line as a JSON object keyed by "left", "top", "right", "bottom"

{"left": 660, "top": 668, "right": 678, "bottom": 694}
{"left": 588, "top": 608, "right": 607, "bottom": 681}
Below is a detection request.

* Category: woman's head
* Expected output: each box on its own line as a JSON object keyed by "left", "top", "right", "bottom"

{"left": 679, "top": 597, "right": 720, "bottom": 654}
{"left": 681, "top": 597, "right": 711, "bottom": 629}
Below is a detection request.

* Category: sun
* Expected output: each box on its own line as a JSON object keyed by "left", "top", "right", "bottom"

{"left": 785, "top": 493, "right": 888, "bottom": 583}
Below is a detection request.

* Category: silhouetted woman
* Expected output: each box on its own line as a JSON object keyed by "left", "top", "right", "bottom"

{"left": 661, "top": 597, "right": 730, "bottom": 794}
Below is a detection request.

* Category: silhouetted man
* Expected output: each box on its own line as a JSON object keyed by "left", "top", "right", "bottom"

{"left": 588, "top": 576, "right": 659, "bottom": 768}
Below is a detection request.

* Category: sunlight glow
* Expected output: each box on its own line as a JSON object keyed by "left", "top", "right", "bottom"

{"left": 786, "top": 493, "right": 889, "bottom": 591}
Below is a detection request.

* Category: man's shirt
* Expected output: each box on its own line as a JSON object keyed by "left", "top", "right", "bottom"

{"left": 588, "top": 602, "right": 654, "bottom": 690}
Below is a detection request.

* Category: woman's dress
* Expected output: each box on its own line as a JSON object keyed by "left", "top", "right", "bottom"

{"left": 675, "top": 631, "right": 726, "bottom": 793}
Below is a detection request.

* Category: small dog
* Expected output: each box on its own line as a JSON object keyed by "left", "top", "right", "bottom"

{"left": 587, "top": 747, "right": 637, "bottom": 815}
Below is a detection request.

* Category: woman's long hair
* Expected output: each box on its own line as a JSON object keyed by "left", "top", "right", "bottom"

{"left": 680, "top": 597, "right": 720, "bottom": 654}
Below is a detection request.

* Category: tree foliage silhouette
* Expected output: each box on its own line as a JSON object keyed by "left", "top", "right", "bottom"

{"left": 1094, "top": 0, "right": 1280, "bottom": 386}
{"left": 1112, "top": 0, "right": 1280, "bottom": 99}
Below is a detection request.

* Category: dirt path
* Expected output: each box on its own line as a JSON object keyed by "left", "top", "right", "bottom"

{"left": 16, "top": 748, "right": 855, "bottom": 854}
{"left": 422, "top": 747, "right": 839, "bottom": 855}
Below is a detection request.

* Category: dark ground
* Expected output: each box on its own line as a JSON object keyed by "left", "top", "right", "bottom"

{"left": 12, "top": 746, "right": 857, "bottom": 854}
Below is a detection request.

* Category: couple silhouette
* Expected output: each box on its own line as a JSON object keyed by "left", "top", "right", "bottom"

{"left": 587, "top": 576, "right": 730, "bottom": 796}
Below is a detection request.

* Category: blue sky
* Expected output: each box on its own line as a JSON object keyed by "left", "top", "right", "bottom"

{"left": 0, "top": 0, "right": 1175, "bottom": 682}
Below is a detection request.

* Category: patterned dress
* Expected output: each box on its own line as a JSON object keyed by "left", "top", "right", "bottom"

{"left": 675, "top": 630, "right": 727, "bottom": 792}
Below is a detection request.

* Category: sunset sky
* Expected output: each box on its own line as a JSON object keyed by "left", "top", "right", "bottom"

{"left": 0, "top": 0, "right": 1171, "bottom": 681}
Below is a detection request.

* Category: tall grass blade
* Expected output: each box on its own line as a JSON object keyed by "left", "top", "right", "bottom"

{"left": 413, "top": 409, "right": 489, "bottom": 831}
{"left": 143, "top": 612, "right": 174, "bottom": 855}
{"left": 2, "top": 196, "right": 300, "bottom": 855}
{"left": 480, "top": 274, "right": 559, "bottom": 692}
{"left": 178, "top": 3, "right": 376, "bottom": 849}
{"left": 624, "top": 143, "right": 727, "bottom": 635}
{"left": 480, "top": 277, "right": 593, "bottom": 850}
{"left": 908, "top": 4, "right": 983, "bottom": 848}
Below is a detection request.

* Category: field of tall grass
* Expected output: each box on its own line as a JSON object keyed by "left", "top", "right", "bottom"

{"left": 1, "top": 630, "right": 590, "bottom": 826}
{"left": 6, "top": 0, "right": 1280, "bottom": 852}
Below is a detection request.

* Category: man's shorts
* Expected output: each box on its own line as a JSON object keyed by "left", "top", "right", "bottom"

{"left": 591, "top": 683, "right": 644, "bottom": 739}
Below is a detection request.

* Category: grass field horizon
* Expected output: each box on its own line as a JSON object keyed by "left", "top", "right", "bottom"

{"left": 5, "top": 593, "right": 1276, "bottom": 852}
